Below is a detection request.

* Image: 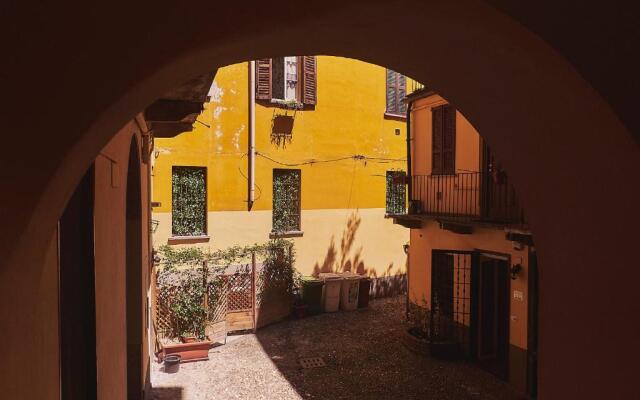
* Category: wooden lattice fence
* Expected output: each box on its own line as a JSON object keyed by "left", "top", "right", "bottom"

{"left": 154, "top": 246, "right": 295, "bottom": 341}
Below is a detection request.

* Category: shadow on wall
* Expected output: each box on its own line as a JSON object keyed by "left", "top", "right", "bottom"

{"left": 311, "top": 211, "right": 406, "bottom": 298}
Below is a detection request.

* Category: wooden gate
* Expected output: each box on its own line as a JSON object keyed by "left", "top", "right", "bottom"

{"left": 223, "top": 263, "right": 256, "bottom": 332}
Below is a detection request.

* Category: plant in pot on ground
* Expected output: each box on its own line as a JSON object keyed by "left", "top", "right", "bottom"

{"left": 403, "top": 300, "right": 432, "bottom": 356}
{"left": 257, "top": 239, "right": 302, "bottom": 325}
{"left": 155, "top": 245, "right": 227, "bottom": 361}
{"left": 155, "top": 240, "right": 299, "bottom": 351}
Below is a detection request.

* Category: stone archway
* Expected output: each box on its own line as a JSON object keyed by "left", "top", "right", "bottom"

{"left": 1, "top": 1, "right": 638, "bottom": 399}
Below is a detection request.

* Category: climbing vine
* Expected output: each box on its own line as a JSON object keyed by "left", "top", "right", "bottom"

{"left": 155, "top": 239, "right": 299, "bottom": 339}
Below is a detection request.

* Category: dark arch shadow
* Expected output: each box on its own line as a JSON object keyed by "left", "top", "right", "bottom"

{"left": 1, "top": 3, "right": 639, "bottom": 399}
{"left": 126, "top": 136, "right": 144, "bottom": 400}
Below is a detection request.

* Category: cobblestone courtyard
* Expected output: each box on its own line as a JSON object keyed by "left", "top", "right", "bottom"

{"left": 151, "top": 296, "right": 524, "bottom": 400}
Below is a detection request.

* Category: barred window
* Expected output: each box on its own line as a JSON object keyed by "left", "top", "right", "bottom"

{"left": 272, "top": 169, "right": 301, "bottom": 233}
{"left": 386, "top": 170, "right": 406, "bottom": 215}
{"left": 172, "top": 166, "right": 207, "bottom": 236}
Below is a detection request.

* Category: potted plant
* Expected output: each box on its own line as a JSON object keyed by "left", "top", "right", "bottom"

{"left": 256, "top": 240, "right": 299, "bottom": 327}
{"left": 403, "top": 303, "right": 431, "bottom": 356}
{"left": 156, "top": 247, "right": 212, "bottom": 362}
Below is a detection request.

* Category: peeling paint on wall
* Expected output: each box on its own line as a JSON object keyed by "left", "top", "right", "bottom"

{"left": 208, "top": 81, "right": 223, "bottom": 103}
{"left": 213, "top": 106, "right": 227, "bottom": 120}
{"left": 232, "top": 124, "right": 245, "bottom": 150}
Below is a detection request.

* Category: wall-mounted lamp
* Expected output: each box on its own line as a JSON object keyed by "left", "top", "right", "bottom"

{"left": 510, "top": 264, "right": 523, "bottom": 280}
{"left": 403, "top": 244, "right": 410, "bottom": 254}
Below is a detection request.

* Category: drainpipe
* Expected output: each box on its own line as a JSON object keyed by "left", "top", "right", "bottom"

{"left": 248, "top": 61, "right": 256, "bottom": 211}
{"left": 404, "top": 98, "right": 414, "bottom": 319}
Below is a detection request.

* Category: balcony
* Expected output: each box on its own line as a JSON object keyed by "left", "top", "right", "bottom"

{"left": 391, "top": 172, "right": 526, "bottom": 229}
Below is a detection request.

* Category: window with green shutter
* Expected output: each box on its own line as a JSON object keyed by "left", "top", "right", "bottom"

{"left": 171, "top": 166, "right": 207, "bottom": 236}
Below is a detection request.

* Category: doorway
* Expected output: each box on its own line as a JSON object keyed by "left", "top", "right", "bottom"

{"left": 126, "top": 138, "right": 143, "bottom": 400}
{"left": 474, "top": 252, "right": 510, "bottom": 380}
{"left": 58, "top": 165, "right": 97, "bottom": 400}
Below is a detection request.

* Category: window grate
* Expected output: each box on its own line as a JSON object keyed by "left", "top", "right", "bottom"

{"left": 431, "top": 250, "right": 473, "bottom": 358}
{"left": 272, "top": 169, "right": 301, "bottom": 233}
{"left": 171, "top": 166, "right": 207, "bottom": 236}
{"left": 386, "top": 170, "right": 406, "bottom": 215}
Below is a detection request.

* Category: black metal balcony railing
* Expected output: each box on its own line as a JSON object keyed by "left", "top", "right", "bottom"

{"left": 404, "top": 172, "right": 525, "bottom": 226}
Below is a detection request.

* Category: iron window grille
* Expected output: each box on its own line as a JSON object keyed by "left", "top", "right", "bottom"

{"left": 272, "top": 169, "right": 301, "bottom": 233}
{"left": 171, "top": 166, "right": 207, "bottom": 236}
{"left": 431, "top": 250, "right": 473, "bottom": 358}
{"left": 386, "top": 170, "right": 406, "bottom": 215}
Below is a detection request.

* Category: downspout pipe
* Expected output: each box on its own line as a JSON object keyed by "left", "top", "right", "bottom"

{"left": 248, "top": 61, "right": 256, "bottom": 211}
{"left": 405, "top": 98, "right": 413, "bottom": 319}
{"left": 405, "top": 98, "right": 413, "bottom": 213}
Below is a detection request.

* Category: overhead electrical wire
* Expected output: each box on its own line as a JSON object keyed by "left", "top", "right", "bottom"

{"left": 253, "top": 151, "right": 406, "bottom": 167}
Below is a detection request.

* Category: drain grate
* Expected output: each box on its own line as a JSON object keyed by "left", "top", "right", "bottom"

{"left": 299, "top": 357, "right": 326, "bottom": 369}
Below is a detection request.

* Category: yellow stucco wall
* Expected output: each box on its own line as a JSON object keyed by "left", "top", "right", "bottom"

{"left": 154, "top": 208, "right": 408, "bottom": 278}
{"left": 152, "top": 56, "right": 412, "bottom": 277}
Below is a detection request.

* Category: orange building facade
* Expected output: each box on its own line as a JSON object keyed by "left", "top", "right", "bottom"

{"left": 393, "top": 90, "right": 537, "bottom": 396}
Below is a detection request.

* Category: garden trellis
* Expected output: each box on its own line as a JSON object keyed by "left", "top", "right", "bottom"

{"left": 154, "top": 240, "right": 298, "bottom": 341}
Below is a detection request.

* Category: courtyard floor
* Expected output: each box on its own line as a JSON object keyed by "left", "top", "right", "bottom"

{"left": 151, "top": 296, "right": 525, "bottom": 400}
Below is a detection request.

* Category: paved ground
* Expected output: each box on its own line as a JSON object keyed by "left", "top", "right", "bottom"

{"left": 151, "top": 296, "right": 525, "bottom": 400}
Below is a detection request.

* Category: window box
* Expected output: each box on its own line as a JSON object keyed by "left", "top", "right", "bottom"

{"left": 269, "top": 99, "right": 304, "bottom": 109}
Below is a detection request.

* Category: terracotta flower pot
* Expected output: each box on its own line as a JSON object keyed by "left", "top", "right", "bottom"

{"left": 401, "top": 328, "right": 431, "bottom": 357}
{"left": 163, "top": 340, "right": 212, "bottom": 362}
{"left": 180, "top": 335, "right": 198, "bottom": 343}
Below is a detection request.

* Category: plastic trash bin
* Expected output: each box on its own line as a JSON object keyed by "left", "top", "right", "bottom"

{"left": 358, "top": 277, "right": 371, "bottom": 308}
{"left": 339, "top": 271, "right": 361, "bottom": 311}
{"left": 318, "top": 273, "right": 343, "bottom": 312}
{"left": 301, "top": 276, "right": 324, "bottom": 315}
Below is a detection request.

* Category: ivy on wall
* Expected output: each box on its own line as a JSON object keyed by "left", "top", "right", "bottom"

{"left": 272, "top": 169, "right": 301, "bottom": 233}
{"left": 172, "top": 166, "right": 207, "bottom": 236}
